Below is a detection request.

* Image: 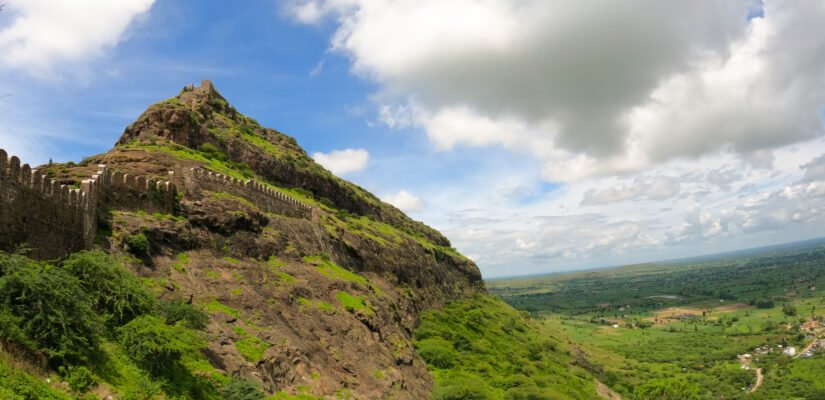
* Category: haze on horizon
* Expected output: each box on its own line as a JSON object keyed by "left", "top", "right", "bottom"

{"left": 1, "top": 0, "right": 824, "bottom": 278}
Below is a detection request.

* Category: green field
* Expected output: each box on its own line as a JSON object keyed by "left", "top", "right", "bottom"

{"left": 490, "top": 240, "right": 825, "bottom": 399}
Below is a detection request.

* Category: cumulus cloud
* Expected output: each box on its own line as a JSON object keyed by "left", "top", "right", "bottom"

{"left": 312, "top": 148, "right": 369, "bottom": 175}
{"left": 0, "top": 0, "right": 155, "bottom": 76}
{"left": 801, "top": 154, "right": 825, "bottom": 183}
{"left": 581, "top": 175, "right": 681, "bottom": 205}
{"left": 382, "top": 190, "right": 423, "bottom": 213}
{"left": 287, "top": 0, "right": 825, "bottom": 181}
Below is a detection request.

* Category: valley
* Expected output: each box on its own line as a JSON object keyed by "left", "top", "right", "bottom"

{"left": 489, "top": 239, "right": 825, "bottom": 399}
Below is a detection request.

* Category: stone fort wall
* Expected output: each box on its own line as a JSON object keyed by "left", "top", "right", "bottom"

{"left": 186, "top": 168, "right": 313, "bottom": 219}
{"left": 0, "top": 149, "right": 178, "bottom": 259}
{"left": 0, "top": 149, "right": 314, "bottom": 259}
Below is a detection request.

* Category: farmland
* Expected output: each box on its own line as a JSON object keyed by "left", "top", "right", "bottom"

{"left": 489, "top": 239, "right": 825, "bottom": 399}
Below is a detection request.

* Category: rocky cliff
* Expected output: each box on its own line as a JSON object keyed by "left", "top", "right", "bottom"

{"left": 2, "top": 81, "right": 483, "bottom": 398}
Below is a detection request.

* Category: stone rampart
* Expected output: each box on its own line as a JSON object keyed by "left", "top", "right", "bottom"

{"left": 188, "top": 168, "right": 312, "bottom": 219}
{"left": 0, "top": 149, "right": 92, "bottom": 258}
{"left": 0, "top": 147, "right": 313, "bottom": 259}
{"left": 0, "top": 149, "right": 178, "bottom": 259}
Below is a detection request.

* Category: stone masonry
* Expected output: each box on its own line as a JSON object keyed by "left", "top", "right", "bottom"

{"left": 0, "top": 148, "right": 314, "bottom": 259}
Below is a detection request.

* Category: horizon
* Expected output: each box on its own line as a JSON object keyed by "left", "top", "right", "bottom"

{"left": 485, "top": 235, "right": 825, "bottom": 281}
{"left": 2, "top": 1, "right": 825, "bottom": 278}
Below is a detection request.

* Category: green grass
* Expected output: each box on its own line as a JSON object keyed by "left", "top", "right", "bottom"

{"left": 415, "top": 295, "right": 598, "bottom": 400}
{"left": 303, "top": 255, "right": 382, "bottom": 295}
{"left": 211, "top": 191, "right": 255, "bottom": 207}
{"left": 267, "top": 256, "right": 286, "bottom": 267}
{"left": 0, "top": 356, "right": 71, "bottom": 400}
{"left": 232, "top": 326, "right": 270, "bottom": 363}
{"left": 297, "top": 297, "right": 336, "bottom": 313}
{"left": 335, "top": 291, "right": 372, "bottom": 315}
{"left": 172, "top": 252, "right": 189, "bottom": 273}
{"left": 205, "top": 300, "right": 241, "bottom": 319}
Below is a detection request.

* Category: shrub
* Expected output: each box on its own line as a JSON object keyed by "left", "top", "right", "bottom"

{"left": 119, "top": 315, "right": 203, "bottom": 375}
{"left": 62, "top": 251, "right": 154, "bottom": 327}
{"left": 124, "top": 233, "right": 150, "bottom": 256}
{"left": 0, "top": 254, "right": 100, "bottom": 363}
{"left": 60, "top": 365, "right": 97, "bottom": 393}
{"left": 783, "top": 303, "right": 798, "bottom": 316}
{"left": 416, "top": 338, "right": 456, "bottom": 368}
{"left": 434, "top": 375, "right": 495, "bottom": 400}
{"left": 630, "top": 378, "right": 700, "bottom": 400}
{"left": 223, "top": 378, "right": 265, "bottom": 400}
{"left": 158, "top": 299, "right": 209, "bottom": 330}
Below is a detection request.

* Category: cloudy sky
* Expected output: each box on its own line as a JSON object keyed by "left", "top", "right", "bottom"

{"left": 2, "top": 0, "right": 825, "bottom": 278}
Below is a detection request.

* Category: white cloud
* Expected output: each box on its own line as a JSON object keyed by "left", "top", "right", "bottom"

{"left": 581, "top": 175, "right": 681, "bottom": 205}
{"left": 382, "top": 190, "right": 423, "bottom": 213}
{"left": 288, "top": 0, "right": 825, "bottom": 181}
{"left": 286, "top": 0, "right": 825, "bottom": 277}
{"left": 312, "top": 148, "right": 369, "bottom": 175}
{"left": 0, "top": 0, "right": 154, "bottom": 77}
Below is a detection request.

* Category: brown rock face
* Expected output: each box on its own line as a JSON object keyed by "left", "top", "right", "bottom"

{"left": 77, "top": 80, "right": 485, "bottom": 398}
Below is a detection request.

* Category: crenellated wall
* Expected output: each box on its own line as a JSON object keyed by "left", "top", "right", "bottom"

{"left": 0, "top": 149, "right": 93, "bottom": 258}
{"left": 187, "top": 168, "right": 313, "bottom": 219}
{"left": 0, "top": 148, "right": 315, "bottom": 259}
{"left": 0, "top": 149, "right": 178, "bottom": 259}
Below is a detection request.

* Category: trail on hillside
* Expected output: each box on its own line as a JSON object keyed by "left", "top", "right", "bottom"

{"left": 596, "top": 380, "right": 622, "bottom": 399}
{"left": 749, "top": 368, "right": 763, "bottom": 393}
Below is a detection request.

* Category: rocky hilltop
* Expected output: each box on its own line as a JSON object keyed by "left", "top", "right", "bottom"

{"left": 0, "top": 81, "right": 484, "bottom": 398}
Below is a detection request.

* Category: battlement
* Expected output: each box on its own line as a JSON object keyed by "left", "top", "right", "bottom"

{"left": 0, "top": 147, "right": 315, "bottom": 259}
{"left": 0, "top": 149, "right": 179, "bottom": 259}
{"left": 189, "top": 168, "right": 313, "bottom": 219}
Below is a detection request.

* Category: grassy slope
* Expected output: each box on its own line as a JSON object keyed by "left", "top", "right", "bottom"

{"left": 415, "top": 295, "right": 599, "bottom": 400}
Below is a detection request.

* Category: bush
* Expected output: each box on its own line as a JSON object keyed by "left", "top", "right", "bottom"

{"left": 434, "top": 375, "right": 495, "bottom": 400}
{"left": 416, "top": 338, "right": 456, "bottom": 368}
{"left": 124, "top": 233, "right": 150, "bottom": 256}
{"left": 62, "top": 251, "right": 154, "bottom": 327}
{"left": 783, "top": 303, "right": 798, "bottom": 316}
{"left": 119, "top": 315, "right": 203, "bottom": 375}
{"left": 631, "top": 378, "right": 700, "bottom": 400}
{"left": 0, "top": 254, "right": 100, "bottom": 363}
{"left": 158, "top": 300, "right": 209, "bottom": 330}
{"left": 60, "top": 365, "right": 97, "bottom": 393}
{"left": 223, "top": 378, "right": 265, "bottom": 400}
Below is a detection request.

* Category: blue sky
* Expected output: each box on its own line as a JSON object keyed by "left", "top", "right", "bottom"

{"left": 2, "top": 0, "right": 825, "bottom": 278}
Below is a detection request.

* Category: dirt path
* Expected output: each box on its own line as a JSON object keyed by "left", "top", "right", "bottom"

{"left": 748, "top": 368, "right": 763, "bottom": 393}
{"left": 595, "top": 380, "right": 621, "bottom": 399}
{"left": 796, "top": 332, "right": 823, "bottom": 358}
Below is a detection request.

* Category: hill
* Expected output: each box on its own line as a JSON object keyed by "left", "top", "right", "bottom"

{"left": 0, "top": 81, "right": 600, "bottom": 399}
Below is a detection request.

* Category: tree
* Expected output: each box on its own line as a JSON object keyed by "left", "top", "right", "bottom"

{"left": 782, "top": 303, "right": 798, "bottom": 317}
{"left": 119, "top": 315, "right": 203, "bottom": 375}
{"left": 62, "top": 251, "right": 154, "bottom": 327}
{"left": 631, "top": 378, "right": 700, "bottom": 400}
{"left": 0, "top": 253, "right": 100, "bottom": 363}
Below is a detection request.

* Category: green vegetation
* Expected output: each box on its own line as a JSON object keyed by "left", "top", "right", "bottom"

{"left": 0, "top": 251, "right": 220, "bottom": 398}
{"left": 491, "top": 241, "right": 825, "bottom": 399}
{"left": 206, "top": 299, "right": 242, "bottom": 319}
{"left": 223, "top": 377, "right": 266, "bottom": 400}
{"left": 172, "top": 252, "right": 190, "bottom": 272}
{"left": 335, "top": 291, "right": 372, "bottom": 315}
{"left": 124, "top": 233, "right": 150, "bottom": 256}
{"left": 0, "top": 357, "right": 71, "bottom": 399}
{"left": 232, "top": 326, "right": 270, "bottom": 363}
{"left": 303, "top": 255, "right": 382, "bottom": 295}
{"left": 415, "top": 295, "right": 598, "bottom": 400}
